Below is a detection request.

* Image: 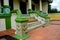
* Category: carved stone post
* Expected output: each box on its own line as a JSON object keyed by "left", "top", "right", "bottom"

{"left": 15, "top": 18, "right": 28, "bottom": 37}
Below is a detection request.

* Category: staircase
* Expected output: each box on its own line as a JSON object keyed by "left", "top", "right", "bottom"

{"left": 26, "top": 10, "right": 50, "bottom": 32}
{"left": 26, "top": 13, "right": 46, "bottom": 32}
{"left": 15, "top": 9, "right": 50, "bottom": 32}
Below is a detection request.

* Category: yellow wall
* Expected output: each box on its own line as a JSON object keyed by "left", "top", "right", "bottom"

{"left": 48, "top": 13, "right": 60, "bottom": 20}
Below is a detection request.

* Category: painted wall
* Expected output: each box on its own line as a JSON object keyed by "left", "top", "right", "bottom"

{"left": 11, "top": 13, "right": 17, "bottom": 30}
{"left": 48, "top": 13, "right": 60, "bottom": 20}
{"left": 0, "top": 19, "right": 6, "bottom": 31}
{"left": 42, "top": 2, "right": 48, "bottom": 13}
{"left": 13, "top": 0, "right": 20, "bottom": 10}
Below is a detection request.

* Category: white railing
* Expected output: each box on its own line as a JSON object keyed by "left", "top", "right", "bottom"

{"left": 26, "top": 14, "right": 46, "bottom": 32}
{"left": 27, "top": 21, "right": 45, "bottom": 32}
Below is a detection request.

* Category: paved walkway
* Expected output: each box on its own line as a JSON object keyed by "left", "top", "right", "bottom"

{"left": 26, "top": 21, "right": 60, "bottom": 40}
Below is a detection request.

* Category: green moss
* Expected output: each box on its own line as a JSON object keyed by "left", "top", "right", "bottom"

{"left": 11, "top": 9, "right": 18, "bottom": 13}
{"left": 14, "top": 34, "right": 29, "bottom": 40}
{"left": 15, "top": 17, "right": 28, "bottom": 23}
{"left": 3, "top": 5, "right": 10, "bottom": 8}
{"left": 15, "top": 9, "right": 28, "bottom": 23}
{"left": 36, "top": 11, "right": 50, "bottom": 19}
{"left": 0, "top": 6, "right": 3, "bottom": 8}
{"left": 5, "top": 17, "right": 11, "bottom": 29}
{"left": 28, "top": 9, "right": 50, "bottom": 19}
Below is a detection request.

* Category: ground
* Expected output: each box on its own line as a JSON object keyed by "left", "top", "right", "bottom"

{"left": 26, "top": 21, "right": 60, "bottom": 40}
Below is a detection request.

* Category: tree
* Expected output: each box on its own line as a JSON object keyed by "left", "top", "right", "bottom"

{"left": 48, "top": 4, "right": 51, "bottom": 13}
{"left": 50, "top": 8, "right": 58, "bottom": 13}
{"left": 48, "top": 4, "right": 58, "bottom": 13}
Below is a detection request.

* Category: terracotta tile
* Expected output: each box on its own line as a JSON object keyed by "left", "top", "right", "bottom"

{"left": 0, "top": 29, "right": 15, "bottom": 36}
{"left": 26, "top": 21, "right": 60, "bottom": 40}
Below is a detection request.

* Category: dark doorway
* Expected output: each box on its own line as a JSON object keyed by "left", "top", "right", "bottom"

{"left": 32, "top": 4, "right": 35, "bottom": 10}
{"left": 9, "top": 0, "right": 13, "bottom": 10}
{"left": 20, "top": 1, "right": 27, "bottom": 14}
{"left": 1, "top": 0, "right": 3, "bottom": 6}
{"left": 1, "top": 0, "right": 4, "bottom": 13}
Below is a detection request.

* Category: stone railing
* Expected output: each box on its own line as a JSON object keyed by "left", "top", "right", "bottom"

{"left": 14, "top": 9, "right": 29, "bottom": 40}
{"left": 13, "top": 9, "right": 50, "bottom": 40}
{"left": 27, "top": 21, "right": 45, "bottom": 31}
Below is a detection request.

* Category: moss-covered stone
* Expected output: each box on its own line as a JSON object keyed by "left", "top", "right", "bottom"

{"left": 15, "top": 17, "right": 28, "bottom": 23}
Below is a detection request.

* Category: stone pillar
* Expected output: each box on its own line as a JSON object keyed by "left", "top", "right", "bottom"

{"left": 42, "top": 2, "right": 48, "bottom": 13}
{"left": 39, "top": 0, "right": 42, "bottom": 11}
{"left": 3, "top": 0, "right": 10, "bottom": 13}
{"left": 15, "top": 18, "right": 28, "bottom": 37}
{"left": 13, "top": 0, "right": 20, "bottom": 10}
{"left": 28, "top": 0, "right": 32, "bottom": 9}
{"left": 4, "top": 0, "right": 9, "bottom": 5}
{"left": 3, "top": 0, "right": 11, "bottom": 30}
{"left": 16, "top": 22, "right": 27, "bottom": 37}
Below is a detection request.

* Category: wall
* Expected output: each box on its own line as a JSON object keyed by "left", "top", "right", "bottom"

{"left": 0, "top": 19, "right": 6, "bottom": 31}
{"left": 11, "top": 13, "right": 17, "bottom": 30}
{"left": 48, "top": 13, "right": 60, "bottom": 20}
{"left": 42, "top": 2, "right": 48, "bottom": 13}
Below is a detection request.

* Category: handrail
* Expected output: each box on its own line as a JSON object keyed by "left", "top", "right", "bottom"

{"left": 28, "top": 9, "right": 50, "bottom": 19}
{"left": 36, "top": 11, "right": 50, "bottom": 19}
{"left": 11, "top": 9, "right": 28, "bottom": 23}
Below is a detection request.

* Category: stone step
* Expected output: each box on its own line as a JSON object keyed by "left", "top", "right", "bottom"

{"left": 27, "top": 21, "right": 45, "bottom": 32}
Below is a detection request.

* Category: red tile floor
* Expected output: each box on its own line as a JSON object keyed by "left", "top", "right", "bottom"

{"left": 26, "top": 21, "right": 60, "bottom": 40}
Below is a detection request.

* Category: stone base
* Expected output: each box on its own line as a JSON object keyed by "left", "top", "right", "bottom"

{"left": 13, "top": 34, "right": 29, "bottom": 40}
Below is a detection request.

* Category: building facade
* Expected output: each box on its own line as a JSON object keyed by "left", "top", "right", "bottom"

{"left": 0, "top": 0, "right": 53, "bottom": 31}
{"left": 0, "top": 0, "right": 53, "bottom": 13}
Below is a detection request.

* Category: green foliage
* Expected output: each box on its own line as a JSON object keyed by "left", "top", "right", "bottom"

{"left": 48, "top": 4, "right": 58, "bottom": 13}
{"left": 51, "top": 8, "right": 58, "bottom": 13}
{"left": 0, "top": 6, "right": 3, "bottom": 8}
{"left": 11, "top": 9, "right": 18, "bottom": 13}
